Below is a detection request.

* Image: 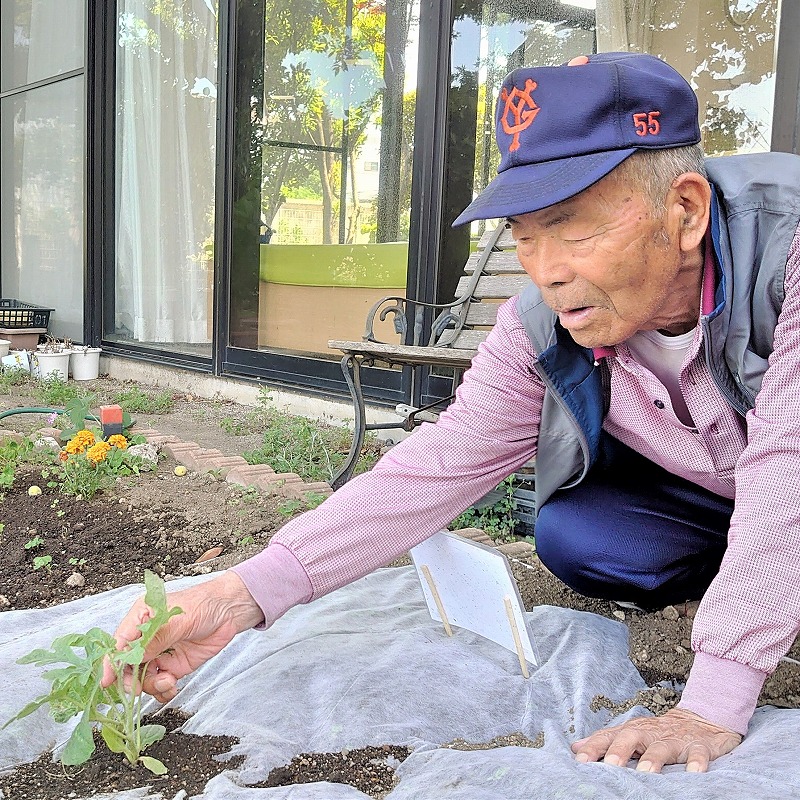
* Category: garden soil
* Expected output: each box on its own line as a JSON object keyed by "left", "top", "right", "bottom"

{"left": 0, "top": 378, "right": 798, "bottom": 797}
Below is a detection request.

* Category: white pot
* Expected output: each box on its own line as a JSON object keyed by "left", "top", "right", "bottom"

{"left": 32, "top": 350, "right": 72, "bottom": 381}
{"left": 0, "top": 339, "right": 10, "bottom": 358}
{"left": 70, "top": 348, "right": 101, "bottom": 380}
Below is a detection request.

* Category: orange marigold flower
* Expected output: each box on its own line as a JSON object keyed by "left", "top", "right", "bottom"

{"left": 66, "top": 429, "right": 96, "bottom": 454}
{"left": 86, "top": 441, "right": 112, "bottom": 464}
{"left": 59, "top": 451, "right": 69, "bottom": 462}
{"left": 107, "top": 434, "right": 128, "bottom": 449}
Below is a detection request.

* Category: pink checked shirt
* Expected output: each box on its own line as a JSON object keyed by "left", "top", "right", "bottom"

{"left": 233, "top": 222, "right": 800, "bottom": 737}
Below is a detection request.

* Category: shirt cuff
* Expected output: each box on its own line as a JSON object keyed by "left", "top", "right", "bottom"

{"left": 677, "top": 651, "right": 768, "bottom": 735}
{"left": 230, "top": 542, "right": 313, "bottom": 629}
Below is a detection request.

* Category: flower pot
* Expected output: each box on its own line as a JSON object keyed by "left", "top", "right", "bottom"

{"left": 0, "top": 339, "right": 9, "bottom": 358}
{"left": 32, "top": 350, "right": 72, "bottom": 381}
{"left": 70, "top": 348, "right": 101, "bottom": 380}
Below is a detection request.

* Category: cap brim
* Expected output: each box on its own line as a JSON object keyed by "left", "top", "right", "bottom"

{"left": 452, "top": 149, "right": 637, "bottom": 226}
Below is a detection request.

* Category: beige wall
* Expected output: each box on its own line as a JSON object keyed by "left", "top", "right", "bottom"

{"left": 258, "top": 283, "right": 406, "bottom": 355}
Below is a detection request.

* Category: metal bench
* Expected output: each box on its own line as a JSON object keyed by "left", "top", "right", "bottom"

{"left": 328, "top": 221, "right": 530, "bottom": 489}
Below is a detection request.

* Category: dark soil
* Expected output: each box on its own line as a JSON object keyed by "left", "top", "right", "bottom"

{"left": 255, "top": 745, "right": 411, "bottom": 798}
{"left": 0, "top": 464, "right": 294, "bottom": 612}
{"left": 0, "top": 709, "right": 243, "bottom": 800}
{"left": 512, "top": 557, "right": 800, "bottom": 713}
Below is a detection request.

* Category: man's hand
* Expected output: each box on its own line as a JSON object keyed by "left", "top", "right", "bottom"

{"left": 102, "top": 571, "right": 264, "bottom": 703}
{"left": 572, "top": 708, "right": 742, "bottom": 773}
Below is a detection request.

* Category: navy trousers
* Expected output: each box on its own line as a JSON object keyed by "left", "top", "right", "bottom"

{"left": 534, "top": 439, "right": 734, "bottom": 607}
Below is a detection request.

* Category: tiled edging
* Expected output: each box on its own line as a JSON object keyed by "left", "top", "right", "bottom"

{"left": 133, "top": 428, "right": 334, "bottom": 502}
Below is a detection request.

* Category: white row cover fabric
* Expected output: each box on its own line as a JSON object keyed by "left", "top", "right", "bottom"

{"left": 1, "top": 567, "right": 797, "bottom": 799}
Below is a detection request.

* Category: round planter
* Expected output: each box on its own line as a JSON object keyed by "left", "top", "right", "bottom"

{"left": 32, "top": 350, "right": 72, "bottom": 381}
{"left": 0, "top": 339, "right": 10, "bottom": 358}
{"left": 70, "top": 348, "right": 101, "bottom": 380}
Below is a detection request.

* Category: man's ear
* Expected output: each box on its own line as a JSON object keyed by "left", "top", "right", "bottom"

{"left": 669, "top": 172, "right": 711, "bottom": 252}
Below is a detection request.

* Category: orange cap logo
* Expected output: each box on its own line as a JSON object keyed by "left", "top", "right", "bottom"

{"left": 500, "top": 79, "right": 540, "bottom": 152}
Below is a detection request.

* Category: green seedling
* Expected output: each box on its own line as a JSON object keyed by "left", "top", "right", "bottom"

{"left": 68, "top": 557, "right": 87, "bottom": 567}
{"left": 24, "top": 536, "right": 44, "bottom": 550}
{"left": 277, "top": 498, "right": 302, "bottom": 517}
{"left": 4, "top": 571, "right": 182, "bottom": 775}
{"left": 32, "top": 555, "right": 52, "bottom": 572}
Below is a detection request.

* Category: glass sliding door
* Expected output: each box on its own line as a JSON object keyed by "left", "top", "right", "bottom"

{"left": 229, "top": 0, "right": 420, "bottom": 360}
{"left": 108, "top": 0, "right": 218, "bottom": 356}
{"left": 0, "top": 0, "right": 86, "bottom": 343}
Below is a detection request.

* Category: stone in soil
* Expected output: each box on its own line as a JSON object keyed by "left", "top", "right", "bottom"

{"left": 0, "top": 709, "right": 243, "bottom": 800}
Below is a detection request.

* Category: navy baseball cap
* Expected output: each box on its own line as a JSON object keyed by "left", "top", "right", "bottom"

{"left": 453, "top": 52, "right": 701, "bottom": 226}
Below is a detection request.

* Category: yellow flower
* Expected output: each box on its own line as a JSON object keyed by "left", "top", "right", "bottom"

{"left": 107, "top": 434, "right": 128, "bottom": 450}
{"left": 86, "top": 441, "right": 112, "bottom": 464}
{"left": 66, "top": 429, "right": 96, "bottom": 454}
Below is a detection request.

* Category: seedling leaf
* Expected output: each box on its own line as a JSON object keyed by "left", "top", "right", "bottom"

{"left": 140, "top": 756, "right": 168, "bottom": 775}
{"left": 101, "top": 724, "right": 126, "bottom": 753}
{"left": 139, "top": 723, "right": 166, "bottom": 750}
{"left": 61, "top": 714, "right": 95, "bottom": 766}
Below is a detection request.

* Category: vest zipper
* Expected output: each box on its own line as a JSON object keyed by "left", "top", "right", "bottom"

{"left": 701, "top": 317, "right": 751, "bottom": 416}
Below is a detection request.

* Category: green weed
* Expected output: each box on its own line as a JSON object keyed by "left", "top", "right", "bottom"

{"left": 114, "top": 387, "right": 175, "bottom": 414}
{"left": 33, "top": 378, "right": 80, "bottom": 407}
{"left": 244, "top": 410, "right": 379, "bottom": 483}
{"left": 5, "top": 571, "right": 181, "bottom": 775}
{"left": 0, "top": 368, "right": 33, "bottom": 394}
{"left": 32, "top": 554, "right": 52, "bottom": 572}
{"left": 449, "top": 476, "right": 519, "bottom": 543}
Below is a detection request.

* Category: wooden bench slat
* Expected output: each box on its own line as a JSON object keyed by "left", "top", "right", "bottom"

{"left": 477, "top": 225, "right": 516, "bottom": 250}
{"left": 464, "top": 302, "right": 500, "bottom": 326}
{"left": 456, "top": 273, "right": 531, "bottom": 299}
{"left": 328, "top": 339, "right": 477, "bottom": 368}
{"left": 464, "top": 249, "right": 526, "bottom": 275}
{"left": 450, "top": 329, "right": 490, "bottom": 350}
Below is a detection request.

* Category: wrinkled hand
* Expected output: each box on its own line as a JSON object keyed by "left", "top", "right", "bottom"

{"left": 572, "top": 708, "right": 742, "bottom": 773}
{"left": 102, "top": 571, "right": 264, "bottom": 703}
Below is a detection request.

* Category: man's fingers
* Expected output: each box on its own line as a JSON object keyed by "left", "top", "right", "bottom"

{"left": 571, "top": 728, "right": 619, "bottom": 763}
{"left": 142, "top": 669, "right": 179, "bottom": 704}
{"left": 635, "top": 740, "right": 680, "bottom": 773}
{"left": 684, "top": 743, "right": 712, "bottom": 773}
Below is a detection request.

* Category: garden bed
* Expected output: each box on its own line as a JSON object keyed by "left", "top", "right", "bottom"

{"left": 0, "top": 378, "right": 798, "bottom": 797}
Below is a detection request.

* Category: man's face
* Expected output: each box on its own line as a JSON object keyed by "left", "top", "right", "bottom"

{"left": 507, "top": 172, "right": 694, "bottom": 348}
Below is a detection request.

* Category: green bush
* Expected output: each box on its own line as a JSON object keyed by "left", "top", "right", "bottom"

{"left": 449, "top": 476, "right": 519, "bottom": 543}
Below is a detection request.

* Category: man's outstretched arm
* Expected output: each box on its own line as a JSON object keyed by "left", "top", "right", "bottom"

{"left": 102, "top": 571, "right": 264, "bottom": 703}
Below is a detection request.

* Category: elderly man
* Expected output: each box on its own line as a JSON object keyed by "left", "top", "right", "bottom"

{"left": 108, "top": 53, "right": 800, "bottom": 773}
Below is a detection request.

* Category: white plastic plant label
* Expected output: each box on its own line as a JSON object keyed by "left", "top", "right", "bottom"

{"left": 410, "top": 531, "right": 538, "bottom": 671}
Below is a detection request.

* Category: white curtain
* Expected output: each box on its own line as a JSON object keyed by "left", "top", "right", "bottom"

{"left": 115, "top": 1, "right": 217, "bottom": 344}
{"left": 595, "top": 0, "right": 656, "bottom": 53}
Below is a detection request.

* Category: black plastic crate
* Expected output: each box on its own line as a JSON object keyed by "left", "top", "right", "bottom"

{"left": 0, "top": 299, "right": 53, "bottom": 329}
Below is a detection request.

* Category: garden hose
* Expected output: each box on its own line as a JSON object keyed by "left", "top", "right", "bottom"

{"left": 0, "top": 407, "right": 100, "bottom": 423}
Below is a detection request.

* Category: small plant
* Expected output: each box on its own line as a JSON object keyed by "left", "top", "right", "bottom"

{"left": 68, "top": 557, "right": 87, "bottom": 567}
{"left": 449, "top": 476, "right": 519, "bottom": 543}
{"left": 55, "top": 430, "right": 153, "bottom": 499}
{"left": 277, "top": 498, "right": 303, "bottom": 517}
{"left": 32, "top": 554, "right": 52, "bottom": 572}
{"left": 24, "top": 536, "right": 44, "bottom": 550}
{"left": 237, "top": 534, "right": 255, "bottom": 547}
{"left": 4, "top": 571, "right": 182, "bottom": 775}
{"left": 115, "top": 386, "right": 175, "bottom": 415}
{"left": 34, "top": 377, "right": 81, "bottom": 407}
{"left": 303, "top": 491, "right": 327, "bottom": 509}
{"left": 38, "top": 335, "right": 72, "bottom": 354}
{"left": 0, "top": 367, "right": 33, "bottom": 394}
